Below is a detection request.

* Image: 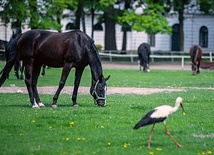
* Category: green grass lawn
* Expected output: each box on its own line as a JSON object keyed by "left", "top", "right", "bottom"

{"left": 0, "top": 61, "right": 213, "bottom": 155}
{"left": 0, "top": 61, "right": 213, "bottom": 88}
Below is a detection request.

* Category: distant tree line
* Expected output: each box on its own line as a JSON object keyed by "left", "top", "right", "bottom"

{"left": 0, "top": 0, "right": 213, "bottom": 51}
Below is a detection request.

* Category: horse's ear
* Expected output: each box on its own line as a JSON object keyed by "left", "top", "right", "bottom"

{"left": 105, "top": 75, "right": 110, "bottom": 81}
{"left": 12, "top": 30, "right": 15, "bottom": 38}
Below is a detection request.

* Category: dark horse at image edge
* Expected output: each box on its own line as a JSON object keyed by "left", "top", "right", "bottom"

{"left": 3, "top": 30, "right": 48, "bottom": 80}
{"left": 0, "top": 29, "right": 110, "bottom": 108}
{"left": 189, "top": 45, "right": 202, "bottom": 75}
{"left": 138, "top": 43, "right": 151, "bottom": 72}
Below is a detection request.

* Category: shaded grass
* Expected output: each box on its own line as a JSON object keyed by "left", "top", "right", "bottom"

{"left": 0, "top": 90, "right": 214, "bottom": 155}
{"left": 0, "top": 61, "right": 214, "bottom": 88}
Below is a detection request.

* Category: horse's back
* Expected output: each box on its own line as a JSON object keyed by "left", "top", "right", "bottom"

{"left": 138, "top": 43, "right": 151, "bottom": 55}
{"left": 16, "top": 29, "right": 91, "bottom": 67}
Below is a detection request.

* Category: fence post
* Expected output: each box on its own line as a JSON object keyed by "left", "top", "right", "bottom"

{"left": 109, "top": 51, "right": 112, "bottom": 62}
{"left": 209, "top": 52, "right": 212, "bottom": 62}
{"left": 181, "top": 57, "right": 184, "bottom": 68}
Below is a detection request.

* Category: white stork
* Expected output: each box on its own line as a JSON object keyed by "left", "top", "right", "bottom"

{"left": 133, "top": 97, "right": 184, "bottom": 148}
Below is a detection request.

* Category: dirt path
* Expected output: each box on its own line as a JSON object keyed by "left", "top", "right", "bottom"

{"left": 0, "top": 62, "right": 199, "bottom": 95}
{"left": 0, "top": 86, "right": 184, "bottom": 95}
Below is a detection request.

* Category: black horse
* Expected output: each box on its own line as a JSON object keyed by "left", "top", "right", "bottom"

{"left": 0, "top": 29, "right": 110, "bottom": 108}
{"left": 138, "top": 43, "right": 151, "bottom": 72}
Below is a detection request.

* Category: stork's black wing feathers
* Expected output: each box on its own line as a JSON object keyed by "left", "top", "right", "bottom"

{"left": 133, "top": 109, "right": 166, "bottom": 129}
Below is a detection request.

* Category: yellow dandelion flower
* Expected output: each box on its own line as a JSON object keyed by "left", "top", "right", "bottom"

{"left": 156, "top": 147, "right": 162, "bottom": 151}
{"left": 32, "top": 120, "right": 35, "bottom": 123}
{"left": 202, "top": 152, "right": 205, "bottom": 155}
{"left": 207, "top": 151, "right": 212, "bottom": 154}
{"left": 20, "top": 134, "right": 23, "bottom": 136}
{"left": 49, "top": 126, "right": 52, "bottom": 129}
{"left": 124, "top": 143, "right": 127, "bottom": 148}
{"left": 108, "top": 142, "right": 111, "bottom": 146}
{"left": 149, "top": 152, "right": 154, "bottom": 155}
{"left": 101, "top": 125, "right": 104, "bottom": 128}
{"left": 82, "top": 138, "right": 86, "bottom": 141}
{"left": 77, "top": 138, "right": 81, "bottom": 141}
{"left": 69, "top": 122, "right": 74, "bottom": 125}
{"left": 65, "top": 138, "right": 69, "bottom": 141}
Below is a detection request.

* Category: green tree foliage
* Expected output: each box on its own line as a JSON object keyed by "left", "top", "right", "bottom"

{"left": 199, "top": 0, "right": 214, "bottom": 14}
{"left": 118, "top": 4, "right": 172, "bottom": 34}
{"left": 0, "top": 0, "right": 30, "bottom": 28}
{"left": 0, "top": 0, "right": 76, "bottom": 31}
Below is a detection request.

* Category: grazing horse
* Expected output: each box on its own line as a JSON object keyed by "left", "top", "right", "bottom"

{"left": 138, "top": 43, "right": 151, "bottom": 72}
{"left": 189, "top": 45, "right": 202, "bottom": 75}
{"left": 0, "top": 29, "right": 110, "bottom": 108}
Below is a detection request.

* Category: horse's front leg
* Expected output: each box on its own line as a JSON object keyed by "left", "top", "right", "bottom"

{"left": 51, "top": 63, "right": 72, "bottom": 108}
{"left": 25, "top": 64, "right": 39, "bottom": 108}
{"left": 197, "top": 61, "right": 200, "bottom": 74}
{"left": 72, "top": 66, "right": 85, "bottom": 106}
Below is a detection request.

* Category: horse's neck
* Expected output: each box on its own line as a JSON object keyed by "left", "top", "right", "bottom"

{"left": 88, "top": 53, "right": 103, "bottom": 82}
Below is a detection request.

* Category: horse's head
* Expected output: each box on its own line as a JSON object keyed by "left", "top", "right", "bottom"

{"left": 91, "top": 75, "right": 110, "bottom": 107}
{"left": 144, "top": 64, "right": 150, "bottom": 72}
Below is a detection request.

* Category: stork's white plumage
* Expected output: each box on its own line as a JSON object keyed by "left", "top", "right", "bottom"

{"left": 133, "top": 97, "right": 184, "bottom": 148}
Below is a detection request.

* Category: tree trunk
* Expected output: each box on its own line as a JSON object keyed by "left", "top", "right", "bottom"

{"left": 121, "top": 28, "right": 127, "bottom": 51}
{"left": 104, "top": 5, "right": 117, "bottom": 50}
{"left": 121, "top": 0, "right": 131, "bottom": 51}
{"left": 82, "top": 10, "right": 86, "bottom": 33}
{"left": 91, "top": 4, "right": 95, "bottom": 38}
{"left": 75, "top": 0, "right": 84, "bottom": 29}
{"left": 178, "top": 8, "right": 184, "bottom": 51}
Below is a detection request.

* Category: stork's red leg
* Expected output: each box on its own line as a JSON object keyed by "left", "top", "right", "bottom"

{"left": 148, "top": 124, "right": 155, "bottom": 149}
{"left": 163, "top": 123, "right": 182, "bottom": 147}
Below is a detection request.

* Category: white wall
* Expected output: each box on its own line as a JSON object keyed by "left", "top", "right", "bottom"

{"left": 1, "top": 14, "right": 214, "bottom": 52}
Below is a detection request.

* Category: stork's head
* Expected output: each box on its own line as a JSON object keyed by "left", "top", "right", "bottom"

{"left": 176, "top": 97, "right": 185, "bottom": 112}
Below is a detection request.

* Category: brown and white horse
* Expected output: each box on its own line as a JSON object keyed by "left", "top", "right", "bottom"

{"left": 189, "top": 45, "right": 202, "bottom": 75}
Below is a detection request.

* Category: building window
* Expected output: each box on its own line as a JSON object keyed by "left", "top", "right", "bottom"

{"left": 93, "top": 23, "right": 103, "bottom": 31}
{"left": 148, "top": 34, "right": 155, "bottom": 47}
{"left": 199, "top": 26, "right": 208, "bottom": 48}
{"left": 66, "top": 23, "right": 75, "bottom": 30}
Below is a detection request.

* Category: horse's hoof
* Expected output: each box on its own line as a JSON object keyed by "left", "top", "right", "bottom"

{"left": 51, "top": 104, "right": 58, "bottom": 108}
{"left": 72, "top": 104, "right": 79, "bottom": 107}
{"left": 39, "top": 103, "right": 45, "bottom": 108}
{"left": 32, "top": 104, "right": 40, "bottom": 108}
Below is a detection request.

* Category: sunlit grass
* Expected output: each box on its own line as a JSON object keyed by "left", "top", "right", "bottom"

{"left": 0, "top": 90, "right": 214, "bottom": 154}
{"left": 0, "top": 61, "right": 213, "bottom": 154}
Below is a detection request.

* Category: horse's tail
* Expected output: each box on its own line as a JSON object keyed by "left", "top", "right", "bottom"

{"left": 0, "top": 33, "right": 22, "bottom": 86}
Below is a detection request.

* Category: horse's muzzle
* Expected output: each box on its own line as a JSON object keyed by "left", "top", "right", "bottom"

{"left": 97, "top": 99, "right": 106, "bottom": 107}
{"left": 192, "top": 71, "right": 196, "bottom": 75}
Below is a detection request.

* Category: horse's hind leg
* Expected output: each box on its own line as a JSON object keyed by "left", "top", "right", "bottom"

{"left": 41, "top": 64, "right": 46, "bottom": 76}
{"left": 19, "top": 61, "right": 24, "bottom": 80}
{"left": 25, "top": 63, "right": 39, "bottom": 108}
{"left": 14, "top": 60, "right": 20, "bottom": 79}
{"left": 32, "top": 65, "right": 45, "bottom": 108}
{"left": 72, "top": 66, "right": 85, "bottom": 106}
{"left": 51, "top": 63, "right": 72, "bottom": 108}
